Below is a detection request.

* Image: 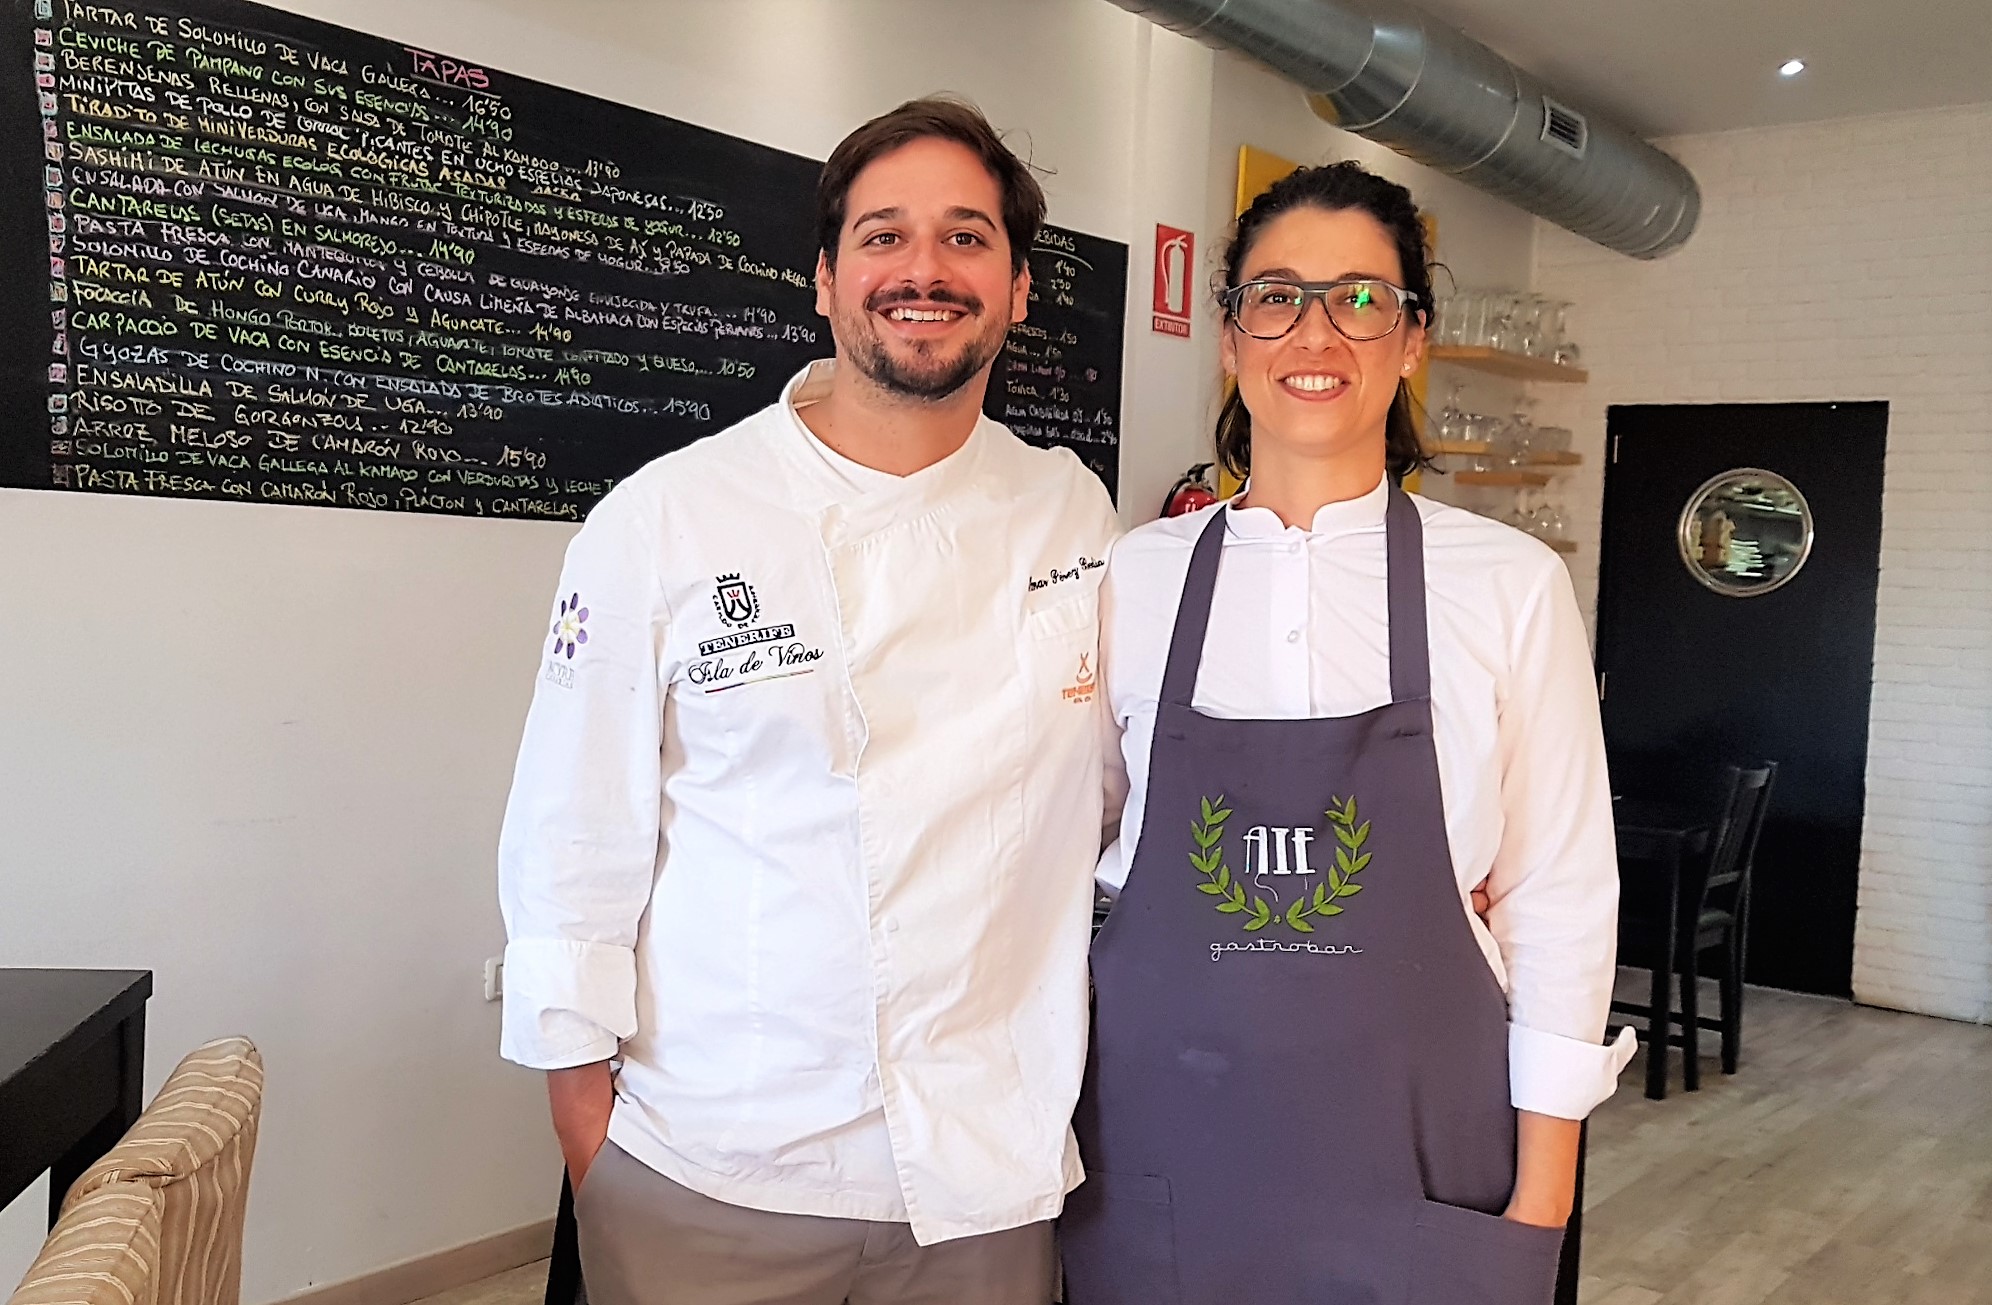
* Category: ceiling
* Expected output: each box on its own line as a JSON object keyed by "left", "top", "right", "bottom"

{"left": 1407, "top": 0, "right": 1992, "bottom": 138}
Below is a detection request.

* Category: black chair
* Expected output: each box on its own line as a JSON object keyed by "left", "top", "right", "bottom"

{"left": 1613, "top": 762, "right": 1778, "bottom": 1092}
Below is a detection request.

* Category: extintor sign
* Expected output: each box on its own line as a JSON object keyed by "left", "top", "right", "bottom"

{"left": 1152, "top": 224, "right": 1193, "bottom": 338}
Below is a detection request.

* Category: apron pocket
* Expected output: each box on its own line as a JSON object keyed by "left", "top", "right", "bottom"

{"left": 1057, "top": 1172, "right": 1182, "bottom": 1305}
{"left": 1406, "top": 1197, "right": 1564, "bottom": 1305}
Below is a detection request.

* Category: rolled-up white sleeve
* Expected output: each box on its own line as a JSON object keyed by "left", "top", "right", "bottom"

{"left": 1488, "top": 559, "right": 1637, "bottom": 1119}
{"left": 498, "top": 486, "right": 668, "bottom": 1070}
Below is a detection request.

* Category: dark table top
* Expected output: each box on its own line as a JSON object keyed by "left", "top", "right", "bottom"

{"left": 0, "top": 969, "right": 153, "bottom": 1087}
{"left": 1613, "top": 797, "right": 1712, "bottom": 835}
{"left": 1613, "top": 797, "right": 1714, "bottom": 856}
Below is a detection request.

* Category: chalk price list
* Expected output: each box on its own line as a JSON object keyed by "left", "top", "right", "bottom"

{"left": 990, "top": 230, "right": 1126, "bottom": 497}
{"left": 29, "top": 0, "right": 824, "bottom": 519}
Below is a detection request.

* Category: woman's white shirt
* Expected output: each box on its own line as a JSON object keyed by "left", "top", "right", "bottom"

{"left": 1097, "top": 481, "right": 1636, "bottom": 1120}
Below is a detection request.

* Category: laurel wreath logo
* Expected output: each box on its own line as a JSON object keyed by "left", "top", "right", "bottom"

{"left": 1190, "top": 794, "right": 1374, "bottom": 933}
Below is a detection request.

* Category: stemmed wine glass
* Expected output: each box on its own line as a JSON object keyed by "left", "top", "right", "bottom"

{"left": 1550, "top": 301, "right": 1583, "bottom": 369}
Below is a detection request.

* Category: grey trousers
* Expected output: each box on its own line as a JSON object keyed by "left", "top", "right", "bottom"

{"left": 576, "top": 1142, "right": 1057, "bottom": 1305}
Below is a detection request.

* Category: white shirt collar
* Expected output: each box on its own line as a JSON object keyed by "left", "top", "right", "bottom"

{"left": 784, "top": 360, "right": 899, "bottom": 492}
{"left": 1224, "top": 475, "right": 1391, "bottom": 541}
{"left": 773, "top": 360, "right": 992, "bottom": 512}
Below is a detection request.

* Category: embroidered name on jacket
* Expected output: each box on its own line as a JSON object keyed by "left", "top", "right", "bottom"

{"left": 1027, "top": 554, "right": 1106, "bottom": 593}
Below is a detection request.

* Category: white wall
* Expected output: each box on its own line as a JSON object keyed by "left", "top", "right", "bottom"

{"left": 1, "top": 4, "right": 1557, "bottom": 1296}
{"left": 1531, "top": 104, "right": 1992, "bottom": 1024}
{"left": 1114, "top": 20, "right": 1218, "bottom": 518}
{"left": 0, "top": 1, "right": 1218, "bottom": 1298}
{"left": 0, "top": 494, "right": 570, "bottom": 1294}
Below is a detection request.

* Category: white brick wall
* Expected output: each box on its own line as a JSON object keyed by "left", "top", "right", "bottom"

{"left": 1531, "top": 103, "right": 1992, "bottom": 1024}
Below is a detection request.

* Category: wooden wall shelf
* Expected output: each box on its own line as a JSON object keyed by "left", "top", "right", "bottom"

{"left": 1432, "top": 446, "right": 1582, "bottom": 467}
{"left": 1456, "top": 471, "right": 1551, "bottom": 488}
{"left": 1546, "top": 539, "right": 1578, "bottom": 554}
{"left": 1430, "top": 346, "right": 1589, "bottom": 384}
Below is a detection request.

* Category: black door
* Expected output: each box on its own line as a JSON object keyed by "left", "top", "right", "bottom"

{"left": 1596, "top": 402, "right": 1887, "bottom": 997}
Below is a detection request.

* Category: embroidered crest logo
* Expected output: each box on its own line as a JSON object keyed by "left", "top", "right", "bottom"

{"left": 1061, "top": 653, "right": 1097, "bottom": 704}
{"left": 713, "top": 574, "right": 759, "bottom": 629}
{"left": 1190, "top": 794, "right": 1374, "bottom": 933}
{"left": 549, "top": 593, "right": 589, "bottom": 660}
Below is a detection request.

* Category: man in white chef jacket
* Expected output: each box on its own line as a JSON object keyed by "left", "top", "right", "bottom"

{"left": 498, "top": 97, "right": 1119, "bottom": 1304}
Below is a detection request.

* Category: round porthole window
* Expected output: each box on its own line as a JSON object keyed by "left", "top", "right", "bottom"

{"left": 1678, "top": 468, "right": 1814, "bottom": 597}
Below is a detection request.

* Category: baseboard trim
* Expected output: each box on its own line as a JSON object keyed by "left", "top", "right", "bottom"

{"left": 271, "top": 1219, "right": 553, "bottom": 1305}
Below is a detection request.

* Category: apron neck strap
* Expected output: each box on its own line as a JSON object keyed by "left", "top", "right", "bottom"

{"left": 1158, "top": 508, "right": 1229, "bottom": 708}
{"left": 1158, "top": 489, "right": 1433, "bottom": 709}
{"left": 1385, "top": 487, "right": 1431, "bottom": 704}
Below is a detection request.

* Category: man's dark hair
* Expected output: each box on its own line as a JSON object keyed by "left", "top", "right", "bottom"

{"left": 817, "top": 96, "right": 1046, "bottom": 276}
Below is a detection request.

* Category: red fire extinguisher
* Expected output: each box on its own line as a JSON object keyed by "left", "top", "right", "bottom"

{"left": 1162, "top": 463, "right": 1220, "bottom": 518}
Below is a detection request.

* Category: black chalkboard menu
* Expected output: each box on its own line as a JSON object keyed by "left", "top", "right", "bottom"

{"left": 1, "top": 0, "right": 1125, "bottom": 520}
{"left": 1000, "top": 225, "right": 1125, "bottom": 497}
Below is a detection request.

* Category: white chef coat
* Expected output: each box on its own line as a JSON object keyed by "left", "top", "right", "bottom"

{"left": 499, "top": 362, "right": 1120, "bottom": 1244}
{"left": 1097, "top": 481, "right": 1637, "bottom": 1121}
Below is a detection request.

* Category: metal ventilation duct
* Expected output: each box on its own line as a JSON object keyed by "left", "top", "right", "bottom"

{"left": 1109, "top": 0, "right": 1700, "bottom": 258}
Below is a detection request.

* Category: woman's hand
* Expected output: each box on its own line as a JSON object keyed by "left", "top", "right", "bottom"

{"left": 548, "top": 1060, "right": 616, "bottom": 1190}
{"left": 1504, "top": 1111, "right": 1580, "bottom": 1229}
{"left": 1502, "top": 1191, "right": 1572, "bottom": 1229}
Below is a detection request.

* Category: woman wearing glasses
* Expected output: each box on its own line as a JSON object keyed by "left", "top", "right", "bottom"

{"left": 1060, "top": 163, "right": 1632, "bottom": 1304}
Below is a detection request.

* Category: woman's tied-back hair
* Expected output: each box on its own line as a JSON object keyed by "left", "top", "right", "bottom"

{"left": 1213, "top": 162, "right": 1434, "bottom": 483}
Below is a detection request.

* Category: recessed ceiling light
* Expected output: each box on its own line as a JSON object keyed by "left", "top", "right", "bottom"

{"left": 1779, "top": 59, "right": 1806, "bottom": 77}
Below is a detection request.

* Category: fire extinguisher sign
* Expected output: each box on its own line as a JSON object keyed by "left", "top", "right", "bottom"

{"left": 1151, "top": 224, "right": 1194, "bottom": 338}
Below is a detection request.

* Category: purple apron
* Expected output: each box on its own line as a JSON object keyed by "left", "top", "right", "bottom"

{"left": 1061, "top": 492, "right": 1564, "bottom": 1305}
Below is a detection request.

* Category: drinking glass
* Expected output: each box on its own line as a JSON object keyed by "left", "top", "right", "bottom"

{"left": 1550, "top": 301, "right": 1583, "bottom": 369}
{"left": 1500, "top": 493, "right": 1533, "bottom": 531}
{"left": 1449, "top": 290, "right": 1484, "bottom": 347}
{"left": 1487, "top": 292, "right": 1521, "bottom": 353}
{"left": 1461, "top": 410, "right": 1498, "bottom": 471}
{"left": 1500, "top": 401, "right": 1538, "bottom": 469}
{"left": 1517, "top": 295, "right": 1549, "bottom": 358}
{"left": 1536, "top": 496, "right": 1570, "bottom": 543}
{"left": 1430, "top": 383, "right": 1467, "bottom": 447}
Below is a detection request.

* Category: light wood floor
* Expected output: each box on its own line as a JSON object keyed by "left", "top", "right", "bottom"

{"left": 1581, "top": 981, "right": 1992, "bottom": 1304}
{"left": 410, "top": 1261, "right": 545, "bottom": 1305}
{"left": 422, "top": 984, "right": 1992, "bottom": 1305}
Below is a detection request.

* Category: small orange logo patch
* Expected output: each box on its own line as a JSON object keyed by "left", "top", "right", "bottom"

{"left": 1062, "top": 653, "right": 1097, "bottom": 704}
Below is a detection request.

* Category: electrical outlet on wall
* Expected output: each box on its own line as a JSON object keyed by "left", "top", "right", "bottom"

{"left": 482, "top": 956, "right": 504, "bottom": 1002}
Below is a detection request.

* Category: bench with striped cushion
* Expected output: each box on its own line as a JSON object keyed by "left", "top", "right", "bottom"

{"left": 58, "top": 1039, "right": 264, "bottom": 1305}
{"left": 7, "top": 1182, "right": 164, "bottom": 1305}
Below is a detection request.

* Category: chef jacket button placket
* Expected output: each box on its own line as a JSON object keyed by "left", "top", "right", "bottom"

{"left": 1286, "top": 534, "right": 1312, "bottom": 711}
{"left": 820, "top": 505, "right": 848, "bottom": 548}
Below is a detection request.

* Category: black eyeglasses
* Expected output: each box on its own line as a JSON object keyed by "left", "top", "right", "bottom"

{"left": 1216, "top": 278, "right": 1421, "bottom": 342}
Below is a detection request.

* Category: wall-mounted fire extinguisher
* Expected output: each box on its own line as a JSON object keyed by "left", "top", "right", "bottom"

{"left": 1161, "top": 463, "right": 1220, "bottom": 518}
{"left": 1159, "top": 232, "right": 1190, "bottom": 319}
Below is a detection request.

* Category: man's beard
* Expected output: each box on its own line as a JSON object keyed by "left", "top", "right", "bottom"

{"left": 835, "top": 284, "right": 1009, "bottom": 402}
